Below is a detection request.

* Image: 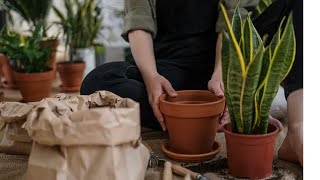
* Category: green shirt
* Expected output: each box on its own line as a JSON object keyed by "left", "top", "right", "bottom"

{"left": 122, "top": 0, "right": 259, "bottom": 41}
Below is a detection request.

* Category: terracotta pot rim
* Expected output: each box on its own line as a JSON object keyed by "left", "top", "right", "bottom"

{"left": 223, "top": 123, "right": 279, "bottom": 138}
{"left": 57, "top": 60, "right": 85, "bottom": 65}
{"left": 159, "top": 90, "right": 226, "bottom": 107}
{"left": 13, "top": 70, "right": 55, "bottom": 81}
{"left": 13, "top": 70, "right": 54, "bottom": 75}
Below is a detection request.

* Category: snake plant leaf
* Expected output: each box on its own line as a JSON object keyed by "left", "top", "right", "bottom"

{"left": 241, "top": 43, "right": 264, "bottom": 134}
{"left": 222, "top": 32, "right": 237, "bottom": 131}
{"left": 232, "top": 6, "right": 242, "bottom": 44}
{"left": 220, "top": 3, "right": 246, "bottom": 133}
{"left": 258, "top": 14, "right": 296, "bottom": 133}
{"left": 242, "top": 17, "right": 263, "bottom": 66}
{"left": 252, "top": 45, "right": 271, "bottom": 129}
{"left": 269, "top": 18, "right": 285, "bottom": 55}
{"left": 256, "top": 0, "right": 273, "bottom": 14}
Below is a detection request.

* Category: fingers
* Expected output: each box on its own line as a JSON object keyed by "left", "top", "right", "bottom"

{"left": 219, "top": 110, "right": 229, "bottom": 124}
{"left": 162, "top": 80, "right": 177, "bottom": 97}
{"left": 212, "top": 82, "right": 224, "bottom": 97}
{"left": 208, "top": 80, "right": 224, "bottom": 97}
{"left": 269, "top": 115, "right": 283, "bottom": 132}
{"left": 153, "top": 103, "right": 166, "bottom": 131}
{"left": 150, "top": 93, "right": 166, "bottom": 131}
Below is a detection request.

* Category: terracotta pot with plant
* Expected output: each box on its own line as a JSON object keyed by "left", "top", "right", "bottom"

{"left": 159, "top": 90, "right": 225, "bottom": 163}
{"left": 53, "top": 0, "right": 103, "bottom": 92}
{"left": 0, "top": 22, "right": 55, "bottom": 102}
{"left": 1, "top": 0, "right": 59, "bottom": 71}
{"left": 219, "top": 4, "right": 296, "bottom": 179}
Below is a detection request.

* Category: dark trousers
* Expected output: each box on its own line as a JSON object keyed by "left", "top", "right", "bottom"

{"left": 80, "top": 59, "right": 213, "bottom": 130}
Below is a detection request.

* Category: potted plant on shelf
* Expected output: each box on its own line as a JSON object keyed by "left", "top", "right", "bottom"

{"left": 0, "top": 22, "right": 54, "bottom": 102}
{"left": 53, "top": 0, "right": 103, "bottom": 92}
{"left": 219, "top": 4, "right": 296, "bottom": 179}
{"left": 0, "top": 0, "right": 59, "bottom": 82}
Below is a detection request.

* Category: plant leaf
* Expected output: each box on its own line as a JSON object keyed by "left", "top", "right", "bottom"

{"left": 258, "top": 14, "right": 296, "bottom": 133}
{"left": 232, "top": 5, "right": 242, "bottom": 44}
{"left": 241, "top": 43, "right": 264, "bottom": 134}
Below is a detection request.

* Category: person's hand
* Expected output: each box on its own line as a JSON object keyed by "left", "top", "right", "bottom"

{"left": 269, "top": 115, "right": 283, "bottom": 132}
{"left": 208, "top": 72, "right": 229, "bottom": 131}
{"left": 145, "top": 74, "right": 177, "bottom": 131}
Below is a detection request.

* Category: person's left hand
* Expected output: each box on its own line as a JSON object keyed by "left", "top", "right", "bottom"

{"left": 208, "top": 72, "right": 229, "bottom": 131}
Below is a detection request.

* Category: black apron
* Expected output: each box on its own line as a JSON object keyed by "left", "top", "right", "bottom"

{"left": 153, "top": 0, "right": 219, "bottom": 73}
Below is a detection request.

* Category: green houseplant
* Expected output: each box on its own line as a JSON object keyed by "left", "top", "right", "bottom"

{"left": 0, "top": 0, "right": 60, "bottom": 73}
{"left": 0, "top": 22, "right": 55, "bottom": 102}
{"left": 220, "top": 4, "right": 296, "bottom": 179}
{"left": 252, "top": 0, "right": 274, "bottom": 19}
{"left": 53, "top": 0, "right": 103, "bottom": 92}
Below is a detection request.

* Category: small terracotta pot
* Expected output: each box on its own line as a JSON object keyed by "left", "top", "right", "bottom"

{"left": 57, "top": 61, "right": 85, "bottom": 92}
{"left": 223, "top": 123, "right": 279, "bottom": 179}
{"left": 40, "top": 39, "right": 59, "bottom": 71}
{"left": 13, "top": 70, "right": 55, "bottom": 102}
{"left": 0, "top": 54, "right": 16, "bottom": 88}
{"left": 159, "top": 90, "right": 225, "bottom": 154}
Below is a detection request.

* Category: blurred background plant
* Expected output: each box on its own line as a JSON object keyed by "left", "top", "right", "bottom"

{"left": 0, "top": 0, "right": 55, "bottom": 37}
{"left": 53, "top": 0, "right": 103, "bottom": 62}
{"left": 0, "top": 21, "right": 51, "bottom": 73}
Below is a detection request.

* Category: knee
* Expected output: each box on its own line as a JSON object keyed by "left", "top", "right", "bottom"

{"left": 80, "top": 62, "right": 126, "bottom": 95}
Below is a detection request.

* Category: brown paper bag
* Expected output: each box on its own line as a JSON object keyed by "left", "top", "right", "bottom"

{"left": 0, "top": 102, "right": 33, "bottom": 155}
{"left": 25, "top": 91, "right": 150, "bottom": 180}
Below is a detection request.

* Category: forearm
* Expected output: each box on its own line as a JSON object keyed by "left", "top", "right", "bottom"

{"left": 212, "top": 33, "right": 223, "bottom": 79}
{"left": 128, "top": 30, "right": 158, "bottom": 82}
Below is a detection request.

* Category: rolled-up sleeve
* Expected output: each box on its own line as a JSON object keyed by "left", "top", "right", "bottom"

{"left": 121, "top": 0, "right": 157, "bottom": 42}
{"left": 216, "top": 0, "right": 260, "bottom": 32}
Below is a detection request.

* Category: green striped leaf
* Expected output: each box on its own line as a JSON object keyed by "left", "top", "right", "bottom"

{"left": 222, "top": 32, "right": 237, "bottom": 131}
{"left": 220, "top": 3, "right": 246, "bottom": 133}
{"left": 258, "top": 14, "right": 296, "bottom": 133}
{"left": 241, "top": 44, "right": 264, "bottom": 134}
{"left": 232, "top": 6, "right": 242, "bottom": 44}
{"left": 242, "top": 17, "right": 263, "bottom": 66}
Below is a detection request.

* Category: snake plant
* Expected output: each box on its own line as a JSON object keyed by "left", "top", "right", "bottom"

{"left": 220, "top": 3, "right": 296, "bottom": 134}
{"left": 252, "top": 0, "right": 274, "bottom": 19}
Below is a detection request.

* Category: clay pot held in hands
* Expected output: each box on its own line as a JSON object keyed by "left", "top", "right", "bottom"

{"left": 159, "top": 90, "right": 225, "bottom": 154}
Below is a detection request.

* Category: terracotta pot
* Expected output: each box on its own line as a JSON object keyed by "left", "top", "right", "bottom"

{"left": 57, "top": 61, "right": 85, "bottom": 92}
{"left": 0, "top": 53, "right": 16, "bottom": 88}
{"left": 40, "top": 39, "right": 59, "bottom": 71}
{"left": 223, "top": 123, "right": 279, "bottom": 179}
{"left": 159, "top": 90, "right": 225, "bottom": 154}
{"left": 13, "top": 70, "right": 55, "bottom": 102}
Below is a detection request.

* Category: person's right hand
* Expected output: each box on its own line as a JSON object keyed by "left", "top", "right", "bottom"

{"left": 144, "top": 74, "right": 177, "bottom": 131}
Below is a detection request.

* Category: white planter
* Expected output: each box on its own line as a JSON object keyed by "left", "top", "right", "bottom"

{"left": 74, "top": 47, "right": 96, "bottom": 78}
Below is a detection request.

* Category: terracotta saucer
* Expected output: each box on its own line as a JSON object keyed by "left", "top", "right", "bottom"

{"left": 59, "top": 85, "right": 80, "bottom": 92}
{"left": 161, "top": 141, "right": 222, "bottom": 163}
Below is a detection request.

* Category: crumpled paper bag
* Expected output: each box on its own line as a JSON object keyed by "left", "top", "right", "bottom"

{"left": 25, "top": 91, "right": 150, "bottom": 180}
{"left": 0, "top": 102, "right": 34, "bottom": 155}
